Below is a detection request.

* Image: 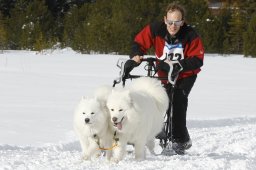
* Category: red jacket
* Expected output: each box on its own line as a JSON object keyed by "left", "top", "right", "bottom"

{"left": 131, "top": 21, "right": 204, "bottom": 82}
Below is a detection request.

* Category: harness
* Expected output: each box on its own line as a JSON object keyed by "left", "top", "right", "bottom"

{"left": 93, "top": 131, "right": 119, "bottom": 151}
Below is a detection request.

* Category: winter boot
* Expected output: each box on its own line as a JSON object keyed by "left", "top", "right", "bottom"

{"left": 161, "top": 138, "right": 192, "bottom": 156}
{"left": 172, "top": 138, "right": 192, "bottom": 155}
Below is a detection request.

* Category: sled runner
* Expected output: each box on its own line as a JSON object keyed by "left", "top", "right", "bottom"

{"left": 112, "top": 57, "right": 183, "bottom": 151}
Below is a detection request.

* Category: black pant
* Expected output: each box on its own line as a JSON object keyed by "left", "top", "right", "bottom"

{"left": 165, "top": 75, "right": 197, "bottom": 143}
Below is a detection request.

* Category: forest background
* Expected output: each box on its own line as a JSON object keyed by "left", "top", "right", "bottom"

{"left": 0, "top": 0, "right": 255, "bottom": 57}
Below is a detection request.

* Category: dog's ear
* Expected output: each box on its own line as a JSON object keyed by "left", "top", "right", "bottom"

{"left": 94, "top": 85, "right": 112, "bottom": 101}
{"left": 95, "top": 96, "right": 106, "bottom": 108}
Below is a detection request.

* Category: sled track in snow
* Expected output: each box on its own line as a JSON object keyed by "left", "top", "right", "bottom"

{"left": 1, "top": 117, "right": 256, "bottom": 170}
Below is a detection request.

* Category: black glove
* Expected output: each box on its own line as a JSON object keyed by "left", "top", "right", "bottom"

{"left": 157, "top": 60, "right": 170, "bottom": 73}
{"left": 123, "top": 60, "right": 139, "bottom": 79}
{"left": 157, "top": 60, "right": 182, "bottom": 73}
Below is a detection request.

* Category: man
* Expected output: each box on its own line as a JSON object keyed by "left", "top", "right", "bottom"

{"left": 129, "top": 3, "right": 204, "bottom": 155}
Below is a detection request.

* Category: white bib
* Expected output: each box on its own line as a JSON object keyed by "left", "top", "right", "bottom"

{"left": 159, "top": 42, "right": 184, "bottom": 61}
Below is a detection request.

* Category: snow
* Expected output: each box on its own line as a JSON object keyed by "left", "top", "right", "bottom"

{"left": 0, "top": 49, "right": 256, "bottom": 170}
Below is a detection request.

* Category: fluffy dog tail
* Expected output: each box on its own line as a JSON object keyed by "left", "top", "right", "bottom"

{"left": 130, "top": 77, "right": 169, "bottom": 114}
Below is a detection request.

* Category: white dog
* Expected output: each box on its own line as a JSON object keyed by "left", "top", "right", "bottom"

{"left": 73, "top": 86, "right": 114, "bottom": 160}
{"left": 107, "top": 77, "right": 169, "bottom": 162}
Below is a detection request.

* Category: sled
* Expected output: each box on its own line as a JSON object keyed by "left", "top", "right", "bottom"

{"left": 112, "top": 57, "right": 182, "bottom": 149}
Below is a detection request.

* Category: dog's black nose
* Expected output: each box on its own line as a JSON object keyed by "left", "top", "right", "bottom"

{"left": 112, "top": 117, "right": 117, "bottom": 122}
{"left": 85, "top": 118, "right": 90, "bottom": 123}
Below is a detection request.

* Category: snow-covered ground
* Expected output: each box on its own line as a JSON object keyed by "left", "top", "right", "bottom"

{"left": 0, "top": 49, "right": 255, "bottom": 170}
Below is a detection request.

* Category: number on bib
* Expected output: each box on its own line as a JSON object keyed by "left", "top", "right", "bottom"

{"left": 159, "top": 42, "right": 184, "bottom": 61}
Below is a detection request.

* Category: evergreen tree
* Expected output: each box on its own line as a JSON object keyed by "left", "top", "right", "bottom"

{"left": 243, "top": 14, "right": 256, "bottom": 57}
{"left": 224, "top": 1, "right": 245, "bottom": 54}
{"left": 64, "top": 0, "right": 166, "bottom": 54}
{"left": 63, "top": 4, "right": 91, "bottom": 52}
{"left": 186, "top": 0, "right": 216, "bottom": 53}
{"left": 6, "top": 0, "right": 56, "bottom": 50}
{"left": 0, "top": 0, "right": 16, "bottom": 17}
{"left": 2, "top": 0, "right": 253, "bottom": 56}
{"left": 107, "top": 0, "right": 168, "bottom": 54}
{"left": 241, "top": 0, "right": 256, "bottom": 24}
{"left": 108, "top": 0, "right": 132, "bottom": 54}
{"left": 5, "top": 0, "right": 28, "bottom": 49}
{"left": 202, "top": 5, "right": 232, "bottom": 54}
{"left": 110, "top": 0, "right": 162, "bottom": 54}
{"left": 34, "top": 31, "right": 45, "bottom": 51}
{"left": 0, "top": 13, "right": 7, "bottom": 50}
{"left": 82, "top": 0, "right": 113, "bottom": 53}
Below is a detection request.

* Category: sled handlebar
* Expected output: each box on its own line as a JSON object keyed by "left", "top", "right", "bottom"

{"left": 113, "top": 57, "right": 167, "bottom": 87}
{"left": 113, "top": 56, "right": 181, "bottom": 87}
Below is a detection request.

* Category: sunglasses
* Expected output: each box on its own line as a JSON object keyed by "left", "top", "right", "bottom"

{"left": 166, "top": 19, "right": 183, "bottom": 26}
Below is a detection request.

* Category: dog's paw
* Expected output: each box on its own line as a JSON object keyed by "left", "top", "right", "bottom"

{"left": 82, "top": 155, "right": 90, "bottom": 160}
{"left": 110, "top": 157, "right": 120, "bottom": 163}
{"left": 135, "top": 157, "right": 145, "bottom": 162}
{"left": 106, "top": 156, "right": 111, "bottom": 161}
{"left": 95, "top": 153, "right": 101, "bottom": 158}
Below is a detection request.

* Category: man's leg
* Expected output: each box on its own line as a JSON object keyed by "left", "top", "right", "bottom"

{"left": 171, "top": 75, "right": 197, "bottom": 154}
{"left": 172, "top": 89, "right": 190, "bottom": 142}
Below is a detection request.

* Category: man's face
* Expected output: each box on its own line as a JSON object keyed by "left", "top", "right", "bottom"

{"left": 164, "top": 10, "right": 184, "bottom": 36}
